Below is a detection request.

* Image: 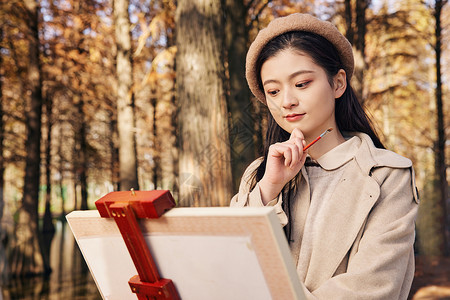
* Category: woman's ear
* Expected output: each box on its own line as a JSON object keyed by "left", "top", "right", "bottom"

{"left": 334, "top": 69, "right": 347, "bottom": 99}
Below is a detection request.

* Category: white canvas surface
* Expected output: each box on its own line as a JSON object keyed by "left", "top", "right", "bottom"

{"left": 78, "top": 234, "right": 271, "bottom": 300}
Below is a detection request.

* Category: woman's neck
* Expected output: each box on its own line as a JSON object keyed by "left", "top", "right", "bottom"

{"left": 306, "top": 130, "right": 346, "bottom": 160}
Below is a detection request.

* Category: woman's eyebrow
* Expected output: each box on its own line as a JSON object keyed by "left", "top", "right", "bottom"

{"left": 263, "top": 70, "right": 315, "bottom": 86}
{"left": 290, "top": 70, "right": 315, "bottom": 79}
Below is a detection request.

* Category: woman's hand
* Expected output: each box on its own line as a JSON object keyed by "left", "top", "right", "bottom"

{"left": 259, "top": 128, "right": 307, "bottom": 204}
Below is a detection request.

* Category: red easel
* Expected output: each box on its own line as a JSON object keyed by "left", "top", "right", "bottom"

{"left": 95, "top": 189, "right": 181, "bottom": 300}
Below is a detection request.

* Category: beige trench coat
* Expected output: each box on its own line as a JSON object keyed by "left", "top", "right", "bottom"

{"left": 231, "top": 133, "right": 419, "bottom": 300}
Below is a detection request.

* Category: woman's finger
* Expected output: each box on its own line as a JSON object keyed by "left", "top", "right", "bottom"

{"left": 289, "top": 128, "right": 305, "bottom": 141}
{"left": 286, "top": 143, "right": 299, "bottom": 168}
{"left": 283, "top": 147, "right": 292, "bottom": 167}
{"left": 269, "top": 143, "right": 293, "bottom": 167}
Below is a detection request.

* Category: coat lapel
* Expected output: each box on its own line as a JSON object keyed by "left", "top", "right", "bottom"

{"left": 304, "top": 160, "right": 380, "bottom": 291}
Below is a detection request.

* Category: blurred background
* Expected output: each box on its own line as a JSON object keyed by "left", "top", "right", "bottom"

{"left": 0, "top": 0, "right": 449, "bottom": 299}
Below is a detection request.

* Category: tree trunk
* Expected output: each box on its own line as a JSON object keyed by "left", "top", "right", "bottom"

{"left": 108, "top": 109, "right": 120, "bottom": 191}
{"left": 151, "top": 93, "right": 160, "bottom": 189}
{"left": 224, "top": 0, "right": 257, "bottom": 193}
{"left": 354, "top": 0, "right": 368, "bottom": 102}
{"left": 176, "top": 0, "right": 233, "bottom": 207}
{"left": 42, "top": 96, "right": 55, "bottom": 271}
{"left": 355, "top": 0, "right": 367, "bottom": 54}
{"left": 0, "top": 25, "right": 7, "bottom": 281}
{"left": 155, "top": 48, "right": 177, "bottom": 194}
{"left": 113, "top": 0, "right": 140, "bottom": 191}
{"left": 343, "top": 0, "right": 368, "bottom": 103}
{"left": 344, "top": 0, "right": 354, "bottom": 45}
{"left": 58, "top": 124, "right": 66, "bottom": 217}
{"left": 13, "top": 0, "right": 46, "bottom": 275}
{"left": 73, "top": 182, "right": 78, "bottom": 211}
{"left": 75, "top": 97, "right": 88, "bottom": 210}
{"left": 434, "top": 0, "right": 449, "bottom": 256}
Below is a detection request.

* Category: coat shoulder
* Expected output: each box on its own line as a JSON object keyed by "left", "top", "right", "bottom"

{"left": 368, "top": 148, "right": 419, "bottom": 204}
{"left": 353, "top": 133, "right": 419, "bottom": 203}
{"left": 353, "top": 132, "right": 412, "bottom": 171}
{"left": 371, "top": 148, "right": 412, "bottom": 169}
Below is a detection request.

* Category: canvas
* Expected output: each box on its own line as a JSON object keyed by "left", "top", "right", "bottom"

{"left": 66, "top": 207, "right": 305, "bottom": 300}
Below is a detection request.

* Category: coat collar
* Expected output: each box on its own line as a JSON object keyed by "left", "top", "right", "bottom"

{"left": 314, "top": 136, "right": 360, "bottom": 171}
{"left": 309, "top": 132, "right": 412, "bottom": 173}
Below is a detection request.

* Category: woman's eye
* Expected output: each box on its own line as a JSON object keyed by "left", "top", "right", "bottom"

{"left": 267, "top": 89, "right": 279, "bottom": 96}
{"left": 296, "top": 81, "right": 310, "bottom": 88}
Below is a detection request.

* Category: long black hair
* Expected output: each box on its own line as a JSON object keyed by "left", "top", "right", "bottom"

{"left": 250, "top": 31, "right": 384, "bottom": 241}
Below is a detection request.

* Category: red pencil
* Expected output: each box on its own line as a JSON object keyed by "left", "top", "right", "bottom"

{"left": 303, "top": 128, "right": 333, "bottom": 151}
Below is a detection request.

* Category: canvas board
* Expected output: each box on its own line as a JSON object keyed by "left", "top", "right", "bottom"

{"left": 66, "top": 207, "right": 305, "bottom": 300}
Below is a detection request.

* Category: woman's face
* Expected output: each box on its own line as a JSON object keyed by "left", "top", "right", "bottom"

{"left": 260, "top": 48, "right": 345, "bottom": 140}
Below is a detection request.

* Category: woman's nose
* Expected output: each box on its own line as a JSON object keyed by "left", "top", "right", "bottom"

{"left": 282, "top": 89, "right": 299, "bottom": 109}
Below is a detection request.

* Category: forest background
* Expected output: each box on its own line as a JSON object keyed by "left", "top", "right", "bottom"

{"left": 0, "top": 0, "right": 449, "bottom": 298}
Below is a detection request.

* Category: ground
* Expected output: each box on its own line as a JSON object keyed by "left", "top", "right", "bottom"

{"left": 409, "top": 256, "right": 450, "bottom": 300}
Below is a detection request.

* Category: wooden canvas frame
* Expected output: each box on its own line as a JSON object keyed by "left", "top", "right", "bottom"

{"left": 67, "top": 207, "right": 305, "bottom": 300}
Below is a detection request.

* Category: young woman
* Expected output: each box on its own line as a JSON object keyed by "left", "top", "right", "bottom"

{"left": 231, "top": 13, "right": 419, "bottom": 299}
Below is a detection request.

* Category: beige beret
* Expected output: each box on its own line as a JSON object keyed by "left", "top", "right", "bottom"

{"left": 246, "top": 13, "right": 354, "bottom": 104}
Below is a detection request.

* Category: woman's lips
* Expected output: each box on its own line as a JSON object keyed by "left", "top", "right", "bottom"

{"left": 284, "top": 113, "right": 305, "bottom": 122}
